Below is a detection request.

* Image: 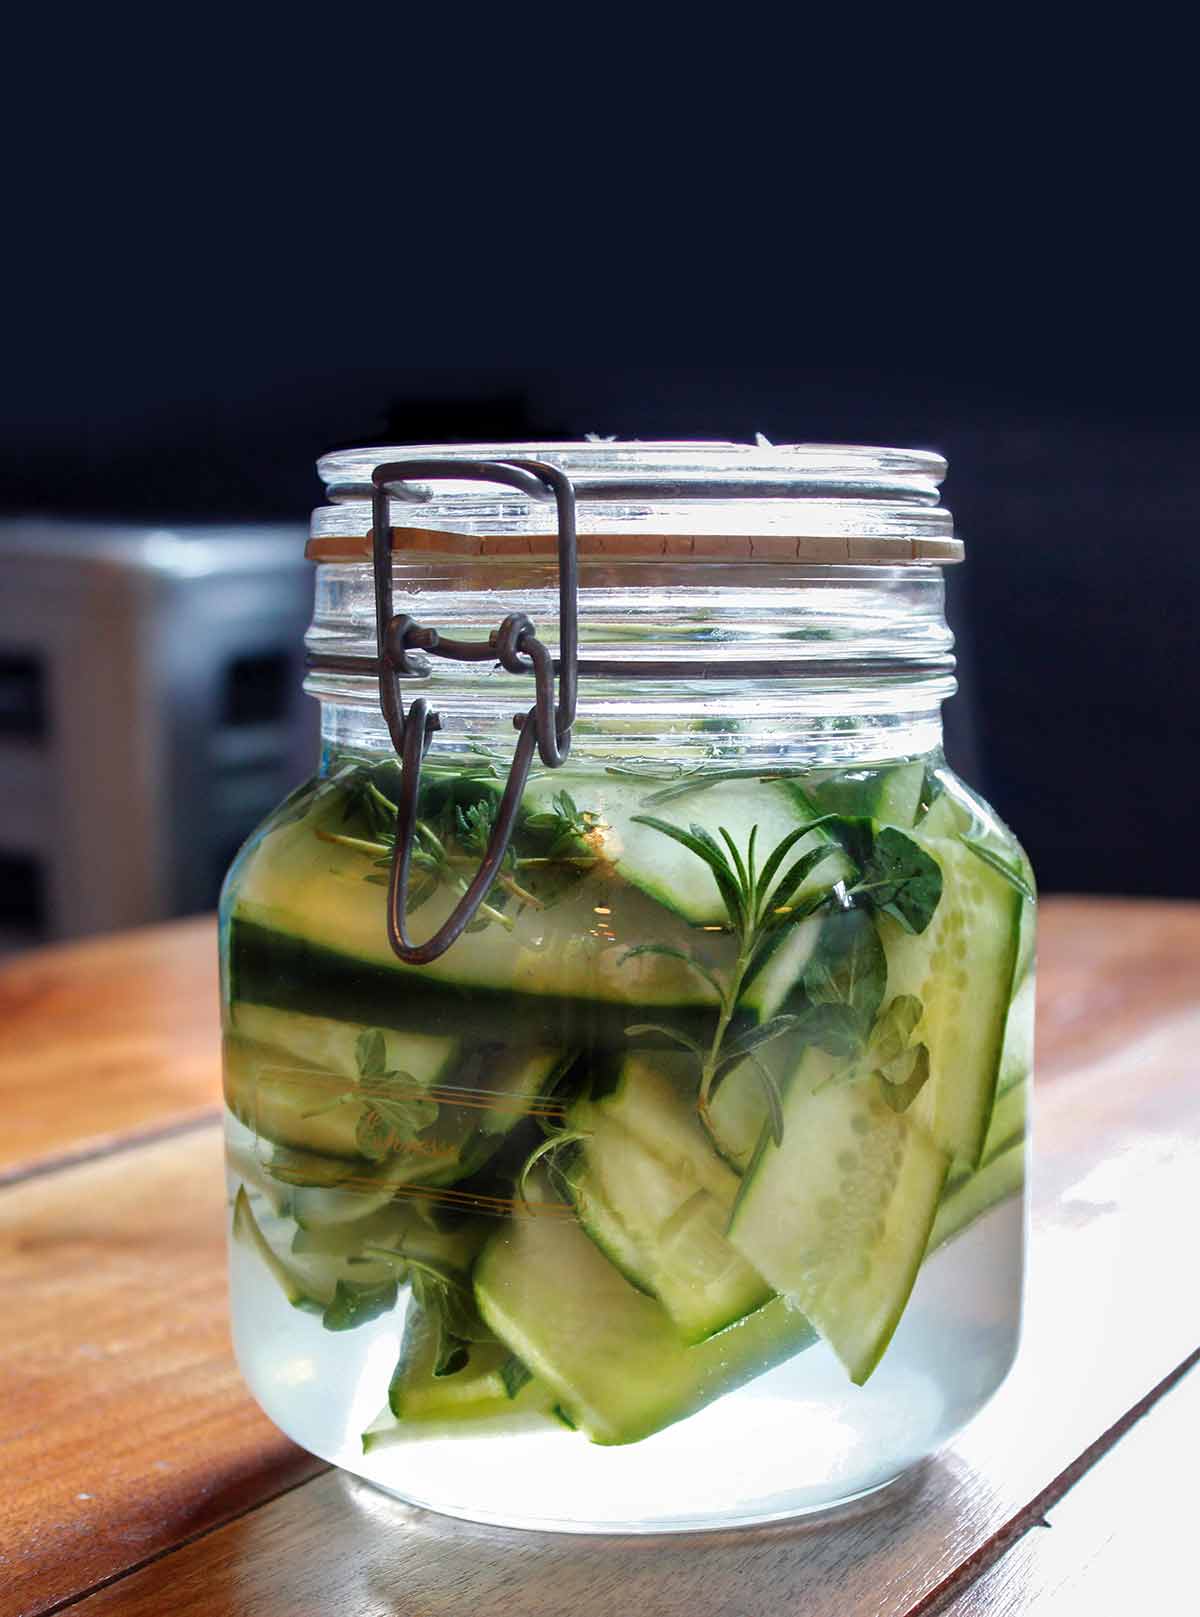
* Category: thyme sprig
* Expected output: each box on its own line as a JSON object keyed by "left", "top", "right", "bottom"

{"left": 316, "top": 771, "right": 603, "bottom": 928}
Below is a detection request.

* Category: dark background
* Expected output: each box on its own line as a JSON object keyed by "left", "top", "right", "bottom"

{"left": 3, "top": 356, "right": 1197, "bottom": 903}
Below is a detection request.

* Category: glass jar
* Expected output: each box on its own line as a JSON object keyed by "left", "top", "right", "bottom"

{"left": 220, "top": 441, "right": 1034, "bottom": 1532}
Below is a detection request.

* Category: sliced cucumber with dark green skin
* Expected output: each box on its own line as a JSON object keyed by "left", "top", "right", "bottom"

{"left": 998, "top": 972, "right": 1035, "bottom": 1093}
{"left": 728, "top": 1047, "right": 950, "bottom": 1384}
{"left": 595, "top": 778, "right": 827, "bottom": 927}
{"left": 980, "top": 1077, "right": 1027, "bottom": 1161}
{"left": 738, "top": 911, "right": 830, "bottom": 1024}
{"left": 279, "top": 1048, "right": 572, "bottom": 1226}
{"left": 474, "top": 1175, "right": 817, "bottom": 1445}
{"left": 928, "top": 1139, "right": 1025, "bottom": 1252}
{"left": 387, "top": 1308, "right": 550, "bottom": 1423}
{"left": 231, "top": 1186, "right": 324, "bottom": 1311}
{"left": 881, "top": 833, "right": 1024, "bottom": 1168}
{"left": 290, "top": 1201, "right": 489, "bottom": 1276}
{"left": 225, "top": 1037, "right": 366, "bottom": 1160}
{"left": 223, "top": 1015, "right": 461, "bottom": 1161}
{"left": 917, "top": 789, "right": 968, "bottom": 838}
{"left": 228, "top": 918, "right": 726, "bottom": 1053}
{"left": 567, "top": 1056, "right": 771, "bottom": 1342}
{"left": 231, "top": 809, "right": 723, "bottom": 1012}
{"left": 807, "top": 761, "right": 925, "bottom": 828}
{"left": 230, "top": 1005, "right": 460, "bottom": 1086}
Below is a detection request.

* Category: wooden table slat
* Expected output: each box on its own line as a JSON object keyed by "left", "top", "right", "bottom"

{"left": 0, "top": 1128, "right": 323, "bottom": 1617}
{"left": 42, "top": 898, "right": 1200, "bottom": 1617}
{"left": 0, "top": 918, "right": 221, "bottom": 1182}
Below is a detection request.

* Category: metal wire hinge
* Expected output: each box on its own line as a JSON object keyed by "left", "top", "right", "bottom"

{"left": 369, "top": 458, "right": 578, "bottom": 964}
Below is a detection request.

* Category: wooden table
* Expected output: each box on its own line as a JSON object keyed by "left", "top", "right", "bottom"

{"left": 2, "top": 898, "right": 1198, "bottom": 1616}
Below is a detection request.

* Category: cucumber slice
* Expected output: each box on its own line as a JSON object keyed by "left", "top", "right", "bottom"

{"left": 880, "top": 834, "right": 1023, "bottom": 1168}
{"left": 290, "top": 1202, "right": 489, "bottom": 1277}
{"left": 917, "top": 790, "right": 968, "bottom": 838}
{"left": 232, "top": 810, "right": 722, "bottom": 1013}
{"left": 474, "top": 1179, "right": 817, "bottom": 1445}
{"left": 224, "top": 1037, "right": 368, "bottom": 1160}
{"left": 728, "top": 1048, "right": 950, "bottom": 1384}
{"left": 739, "top": 911, "right": 828, "bottom": 1024}
{"left": 809, "top": 762, "right": 925, "bottom": 827}
{"left": 361, "top": 1398, "right": 557, "bottom": 1451}
{"left": 567, "top": 1057, "right": 771, "bottom": 1341}
{"left": 706, "top": 1046, "right": 786, "bottom": 1172}
{"left": 229, "top": 918, "right": 724, "bottom": 1052}
{"left": 230, "top": 1005, "right": 459, "bottom": 1087}
{"left": 595, "top": 778, "right": 834, "bottom": 927}
{"left": 998, "top": 972, "right": 1035, "bottom": 1093}
{"left": 928, "top": 1139, "right": 1025, "bottom": 1252}
{"left": 223, "top": 1011, "right": 462, "bottom": 1162}
{"left": 231, "top": 1186, "right": 324, "bottom": 1311}
{"left": 981, "top": 1077, "right": 1027, "bottom": 1161}
{"left": 227, "top": 1034, "right": 571, "bottom": 1216}
{"left": 388, "top": 1309, "right": 549, "bottom": 1422}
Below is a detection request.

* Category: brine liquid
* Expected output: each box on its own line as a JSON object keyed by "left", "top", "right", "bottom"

{"left": 228, "top": 1174, "right": 1024, "bottom": 1532}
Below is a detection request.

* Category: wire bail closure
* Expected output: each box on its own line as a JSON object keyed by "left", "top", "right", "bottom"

{"left": 369, "top": 458, "right": 578, "bottom": 964}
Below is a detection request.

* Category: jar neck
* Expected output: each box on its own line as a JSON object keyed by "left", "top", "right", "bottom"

{"left": 309, "top": 560, "right": 953, "bottom": 772}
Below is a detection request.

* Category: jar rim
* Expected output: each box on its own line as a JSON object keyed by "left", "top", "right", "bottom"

{"left": 312, "top": 440, "right": 959, "bottom": 565}
{"left": 317, "top": 439, "right": 947, "bottom": 505}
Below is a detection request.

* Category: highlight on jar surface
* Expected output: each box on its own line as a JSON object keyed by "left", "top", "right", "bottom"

{"left": 222, "top": 751, "right": 1033, "bottom": 1522}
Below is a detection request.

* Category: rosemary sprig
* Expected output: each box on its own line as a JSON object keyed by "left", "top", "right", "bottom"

{"left": 623, "top": 814, "right": 846, "bottom": 1150}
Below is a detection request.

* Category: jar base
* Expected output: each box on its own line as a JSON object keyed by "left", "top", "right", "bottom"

{"left": 352, "top": 1463, "right": 914, "bottom": 1536}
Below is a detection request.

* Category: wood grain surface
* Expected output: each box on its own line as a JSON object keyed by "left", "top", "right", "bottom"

{"left": 0, "top": 918, "right": 220, "bottom": 1181}
{"left": 3, "top": 899, "right": 1199, "bottom": 1617}
{"left": 0, "top": 1128, "right": 323, "bottom": 1617}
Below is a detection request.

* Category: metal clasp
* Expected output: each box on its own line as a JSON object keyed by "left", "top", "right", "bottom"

{"left": 369, "top": 458, "right": 578, "bottom": 964}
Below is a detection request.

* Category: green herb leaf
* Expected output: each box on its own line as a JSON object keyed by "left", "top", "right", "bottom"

{"left": 363, "top": 1071, "right": 440, "bottom": 1144}
{"left": 409, "top": 1259, "right": 492, "bottom": 1376}
{"left": 603, "top": 760, "right": 699, "bottom": 784}
{"left": 629, "top": 815, "right": 746, "bottom": 931}
{"left": 761, "top": 846, "right": 841, "bottom": 930}
{"left": 961, "top": 836, "right": 1037, "bottom": 901}
{"left": 718, "top": 825, "right": 750, "bottom": 893}
{"left": 640, "top": 765, "right": 797, "bottom": 806}
{"left": 801, "top": 907, "right": 888, "bottom": 1050}
{"left": 355, "top": 1109, "right": 394, "bottom": 1161}
{"left": 623, "top": 1022, "right": 706, "bottom": 1057}
{"left": 355, "top": 1029, "right": 388, "bottom": 1078}
{"left": 742, "top": 1049, "right": 786, "bottom": 1147}
{"left": 849, "top": 826, "right": 943, "bottom": 934}
{"left": 618, "top": 943, "right": 725, "bottom": 999}
{"left": 454, "top": 799, "right": 496, "bottom": 857}
{"left": 753, "top": 822, "right": 816, "bottom": 906}
{"left": 713, "top": 1014, "right": 802, "bottom": 1075}
{"left": 517, "top": 1130, "right": 589, "bottom": 1206}
{"left": 795, "top": 1002, "right": 867, "bottom": 1059}
{"left": 867, "top": 994, "right": 924, "bottom": 1068}
{"left": 877, "top": 1044, "right": 931, "bottom": 1112}
{"left": 322, "top": 1276, "right": 399, "bottom": 1332}
{"left": 520, "top": 790, "right": 601, "bottom": 861}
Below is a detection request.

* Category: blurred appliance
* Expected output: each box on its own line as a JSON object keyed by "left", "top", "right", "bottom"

{"left": 0, "top": 520, "right": 316, "bottom": 947}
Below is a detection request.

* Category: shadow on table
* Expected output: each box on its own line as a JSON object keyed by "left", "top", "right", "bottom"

{"left": 334, "top": 1457, "right": 1007, "bottom": 1617}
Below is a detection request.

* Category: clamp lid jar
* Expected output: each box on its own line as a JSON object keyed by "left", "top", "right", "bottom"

{"left": 220, "top": 440, "right": 1034, "bottom": 1532}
